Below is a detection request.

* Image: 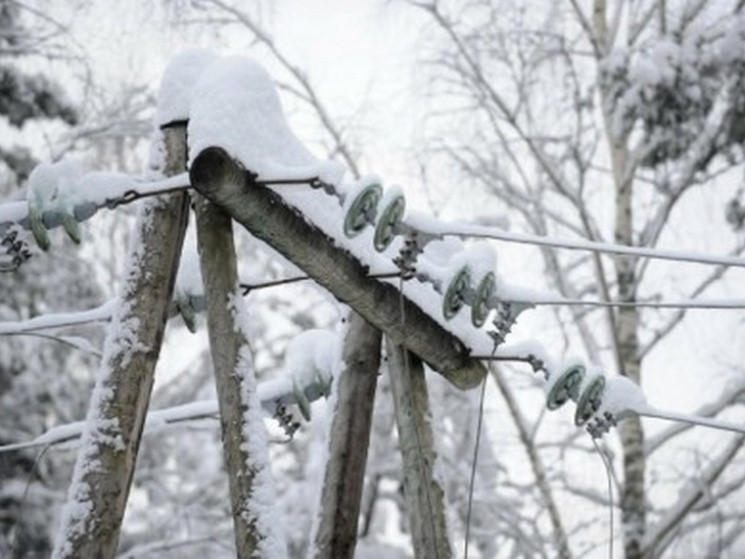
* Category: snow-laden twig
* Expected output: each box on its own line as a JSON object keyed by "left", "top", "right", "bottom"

{"left": 0, "top": 374, "right": 331, "bottom": 454}
{"left": 0, "top": 299, "right": 117, "bottom": 334}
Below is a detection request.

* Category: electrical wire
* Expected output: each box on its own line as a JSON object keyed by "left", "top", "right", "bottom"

{"left": 507, "top": 297, "right": 745, "bottom": 310}
{"left": 427, "top": 223, "right": 745, "bottom": 269}
{"left": 464, "top": 371, "right": 489, "bottom": 559}
{"left": 592, "top": 437, "right": 615, "bottom": 559}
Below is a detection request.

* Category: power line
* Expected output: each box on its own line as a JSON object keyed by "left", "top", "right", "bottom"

{"left": 407, "top": 219, "right": 745, "bottom": 269}
{"left": 505, "top": 296, "right": 745, "bottom": 310}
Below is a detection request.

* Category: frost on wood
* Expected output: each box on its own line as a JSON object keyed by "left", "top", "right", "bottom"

{"left": 229, "top": 291, "right": 287, "bottom": 559}
{"left": 52, "top": 125, "right": 189, "bottom": 558}
{"left": 194, "top": 192, "right": 285, "bottom": 558}
{"left": 311, "top": 312, "right": 382, "bottom": 559}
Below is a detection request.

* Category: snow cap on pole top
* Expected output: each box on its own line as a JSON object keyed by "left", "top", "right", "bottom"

{"left": 155, "top": 48, "right": 218, "bottom": 128}
{"left": 188, "top": 55, "right": 345, "bottom": 185}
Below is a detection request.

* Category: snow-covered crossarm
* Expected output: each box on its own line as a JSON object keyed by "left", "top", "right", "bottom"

{"left": 189, "top": 147, "right": 486, "bottom": 390}
{"left": 0, "top": 374, "right": 332, "bottom": 454}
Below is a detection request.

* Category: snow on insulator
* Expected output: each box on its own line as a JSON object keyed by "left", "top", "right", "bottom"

{"left": 587, "top": 375, "right": 745, "bottom": 437}
{"left": 545, "top": 358, "right": 585, "bottom": 411}
{"left": 283, "top": 329, "right": 336, "bottom": 420}
{"left": 174, "top": 236, "right": 203, "bottom": 333}
{"left": 27, "top": 159, "right": 84, "bottom": 249}
{"left": 374, "top": 184, "right": 406, "bottom": 252}
{"left": 574, "top": 366, "right": 606, "bottom": 426}
{"left": 155, "top": 48, "right": 218, "bottom": 127}
{"left": 595, "top": 375, "right": 648, "bottom": 420}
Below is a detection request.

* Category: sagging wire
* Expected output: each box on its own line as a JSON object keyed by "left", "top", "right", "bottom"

{"left": 464, "top": 365, "right": 489, "bottom": 559}
{"left": 592, "top": 437, "right": 615, "bottom": 559}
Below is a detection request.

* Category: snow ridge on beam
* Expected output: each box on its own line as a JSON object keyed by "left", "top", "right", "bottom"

{"left": 189, "top": 146, "right": 486, "bottom": 390}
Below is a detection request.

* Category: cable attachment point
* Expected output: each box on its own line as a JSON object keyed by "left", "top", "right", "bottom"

{"left": 393, "top": 230, "right": 423, "bottom": 279}
{"left": 273, "top": 401, "right": 301, "bottom": 441}
{"left": 586, "top": 411, "right": 617, "bottom": 439}
{"left": 1, "top": 227, "right": 33, "bottom": 271}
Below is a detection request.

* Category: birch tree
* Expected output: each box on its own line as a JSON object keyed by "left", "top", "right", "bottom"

{"left": 410, "top": 0, "right": 745, "bottom": 556}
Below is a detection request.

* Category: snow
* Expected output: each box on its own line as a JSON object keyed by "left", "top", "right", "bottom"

{"left": 175, "top": 235, "right": 203, "bottom": 297}
{"left": 595, "top": 375, "right": 648, "bottom": 419}
{"left": 27, "top": 159, "right": 84, "bottom": 209}
{"left": 306, "top": 314, "right": 348, "bottom": 556}
{"left": 282, "top": 328, "right": 336, "bottom": 393}
{"left": 0, "top": 299, "right": 116, "bottom": 334}
{"left": 227, "top": 288, "right": 287, "bottom": 558}
{"left": 155, "top": 48, "right": 218, "bottom": 127}
{"left": 188, "top": 55, "right": 343, "bottom": 186}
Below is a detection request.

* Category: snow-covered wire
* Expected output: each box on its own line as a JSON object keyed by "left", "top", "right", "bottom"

{"left": 506, "top": 296, "right": 745, "bottom": 310}
{"left": 0, "top": 173, "right": 190, "bottom": 235}
{"left": 407, "top": 217, "right": 745, "bottom": 269}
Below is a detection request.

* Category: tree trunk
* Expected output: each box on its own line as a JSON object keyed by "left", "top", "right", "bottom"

{"left": 386, "top": 337, "right": 452, "bottom": 559}
{"left": 606, "top": 105, "right": 646, "bottom": 559}
{"left": 312, "top": 312, "right": 382, "bottom": 559}
{"left": 189, "top": 146, "right": 486, "bottom": 390}
{"left": 194, "top": 193, "right": 285, "bottom": 558}
{"left": 594, "top": 0, "right": 646, "bottom": 550}
{"left": 52, "top": 125, "right": 189, "bottom": 558}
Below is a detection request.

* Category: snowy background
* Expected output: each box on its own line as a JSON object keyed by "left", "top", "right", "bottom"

{"left": 2, "top": 1, "right": 745, "bottom": 558}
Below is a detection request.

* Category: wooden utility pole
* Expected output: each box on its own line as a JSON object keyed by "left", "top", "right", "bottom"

{"left": 53, "top": 125, "right": 189, "bottom": 559}
{"left": 194, "top": 192, "right": 283, "bottom": 558}
{"left": 312, "top": 312, "right": 382, "bottom": 558}
{"left": 189, "top": 146, "right": 486, "bottom": 390}
{"left": 387, "top": 338, "right": 453, "bottom": 559}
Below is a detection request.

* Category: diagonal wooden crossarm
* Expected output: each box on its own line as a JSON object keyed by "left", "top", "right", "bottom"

{"left": 189, "top": 146, "right": 486, "bottom": 390}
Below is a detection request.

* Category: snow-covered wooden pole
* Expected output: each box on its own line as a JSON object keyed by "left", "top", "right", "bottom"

{"left": 189, "top": 146, "right": 486, "bottom": 390}
{"left": 386, "top": 337, "right": 452, "bottom": 559}
{"left": 311, "top": 312, "right": 382, "bottom": 558}
{"left": 52, "top": 124, "right": 190, "bottom": 558}
{"left": 194, "top": 193, "right": 285, "bottom": 558}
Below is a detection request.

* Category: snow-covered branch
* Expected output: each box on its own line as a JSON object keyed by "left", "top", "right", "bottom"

{"left": 643, "top": 434, "right": 745, "bottom": 557}
{"left": 0, "top": 375, "right": 333, "bottom": 455}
